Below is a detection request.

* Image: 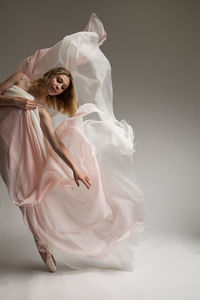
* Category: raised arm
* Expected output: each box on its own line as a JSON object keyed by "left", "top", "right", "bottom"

{"left": 0, "top": 71, "right": 25, "bottom": 95}
{"left": 39, "top": 107, "right": 91, "bottom": 189}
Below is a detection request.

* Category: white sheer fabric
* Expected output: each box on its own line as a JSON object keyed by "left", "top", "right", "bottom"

{"left": 0, "top": 12, "right": 146, "bottom": 271}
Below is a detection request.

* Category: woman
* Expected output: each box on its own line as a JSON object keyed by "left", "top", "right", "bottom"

{"left": 0, "top": 67, "right": 91, "bottom": 189}
{"left": 0, "top": 67, "right": 92, "bottom": 272}
{"left": 0, "top": 12, "right": 145, "bottom": 273}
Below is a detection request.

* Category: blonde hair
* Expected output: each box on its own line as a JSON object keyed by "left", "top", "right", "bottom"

{"left": 31, "top": 67, "right": 80, "bottom": 117}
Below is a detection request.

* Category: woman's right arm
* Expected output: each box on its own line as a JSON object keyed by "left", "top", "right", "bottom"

{"left": 0, "top": 72, "right": 37, "bottom": 109}
{"left": 0, "top": 95, "right": 37, "bottom": 109}
{"left": 0, "top": 95, "right": 17, "bottom": 106}
{"left": 0, "top": 71, "right": 25, "bottom": 95}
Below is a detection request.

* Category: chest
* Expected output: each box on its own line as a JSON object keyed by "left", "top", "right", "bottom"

{"left": 13, "top": 75, "right": 32, "bottom": 91}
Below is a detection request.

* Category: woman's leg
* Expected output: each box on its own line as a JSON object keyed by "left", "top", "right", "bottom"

{"left": 17, "top": 205, "right": 56, "bottom": 272}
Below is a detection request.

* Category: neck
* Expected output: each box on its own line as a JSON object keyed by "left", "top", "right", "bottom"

{"left": 27, "top": 82, "right": 48, "bottom": 104}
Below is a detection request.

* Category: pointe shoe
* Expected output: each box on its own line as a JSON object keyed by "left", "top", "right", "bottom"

{"left": 34, "top": 237, "right": 57, "bottom": 273}
{"left": 45, "top": 250, "right": 57, "bottom": 273}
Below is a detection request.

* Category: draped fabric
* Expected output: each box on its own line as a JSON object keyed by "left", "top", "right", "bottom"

{"left": 0, "top": 12, "right": 145, "bottom": 271}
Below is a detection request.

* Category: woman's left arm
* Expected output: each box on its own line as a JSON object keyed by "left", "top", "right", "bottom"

{"left": 39, "top": 107, "right": 91, "bottom": 189}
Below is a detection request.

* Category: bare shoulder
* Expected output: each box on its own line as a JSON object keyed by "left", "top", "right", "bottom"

{"left": 38, "top": 106, "right": 51, "bottom": 121}
{"left": 12, "top": 72, "right": 33, "bottom": 88}
{"left": 21, "top": 73, "right": 31, "bottom": 81}
{"left": 0, "top": 71, "right": 23, "bottom": 84}
{"left": 0, "top": 71, "right": 26, "bottom": 92}
{"left": 11, "top": 71, "right": 26, "bottom": 83}
{"left": 17, "top": 72, "right": 32, "bottom": 85}
{"left": 19, "top": 71, "right": 27, "bottom": 78}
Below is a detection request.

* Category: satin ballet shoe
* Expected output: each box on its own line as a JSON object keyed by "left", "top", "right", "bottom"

{"left": 45, "top": 250, "right": 57, "bottom": 273}
{"left": 34, "top": 237, "right": 57, "bottom": 273}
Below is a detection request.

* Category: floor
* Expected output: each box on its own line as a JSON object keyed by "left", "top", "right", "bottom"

{"left": 0, "top": 228, "right": 199, "bottom": 300}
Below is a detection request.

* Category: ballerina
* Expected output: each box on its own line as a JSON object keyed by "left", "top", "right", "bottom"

{"left": 0, "top": 67, "right": 92, "bottom": 272}
{"left": 0, "top": 12, "right": 145, "bottom": 272}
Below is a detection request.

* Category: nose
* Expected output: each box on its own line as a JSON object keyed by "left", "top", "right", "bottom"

{"left": 55, "top": 84, "right": 61, "bottom": 92}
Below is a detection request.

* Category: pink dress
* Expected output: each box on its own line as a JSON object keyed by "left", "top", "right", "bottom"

{"left": 0, "top": 12, "right": 145, "bottom": 271}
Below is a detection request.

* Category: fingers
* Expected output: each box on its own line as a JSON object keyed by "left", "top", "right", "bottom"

{"left": 83, "top": 176, "right": 91, "bottom": 189}
{"left": 24, "top": 100, "right": 38, "bottom": 110}
{"left": 76, "top": 176, "right": 91, "bottom": 189}
{"left": 85, "top": 177, "right": 91, "bottom": 186}
{"left": 73, "top": 170, "right": 91, "bottom": 190}
{"left": 27, "top": 100, "right": 38, "bottom": 109}
{"left": 26, "top": 106, "right": 37, "bottom": 110}
{"left": 25, "top": 106, "right": 37, "bottom": 110}
{"left": 75, "top": 177, "right": 80, "bottom": 187}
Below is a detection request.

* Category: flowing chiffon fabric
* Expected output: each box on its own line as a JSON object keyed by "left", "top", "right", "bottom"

{"left": 0, "top": 12, "right": 145, "bottom": 271}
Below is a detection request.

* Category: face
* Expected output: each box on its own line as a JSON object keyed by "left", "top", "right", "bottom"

{"left": 47, "top": 74, "right": 70, "bottom": 96}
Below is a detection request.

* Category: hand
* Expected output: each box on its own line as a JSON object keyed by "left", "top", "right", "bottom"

{"left": 14, "top": 97, "right": 38, "bottom": 110}
{"left": 72, "top": 167, "right": 92, "bottom": 189}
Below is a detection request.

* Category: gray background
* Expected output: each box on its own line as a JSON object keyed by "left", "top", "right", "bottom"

{"left": 0, "top": 1, "right": 199, "bottom": 299}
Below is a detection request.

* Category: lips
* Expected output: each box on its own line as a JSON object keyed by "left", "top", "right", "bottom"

{"left": 51, "top": 86, "right": 56, "bottom": 93}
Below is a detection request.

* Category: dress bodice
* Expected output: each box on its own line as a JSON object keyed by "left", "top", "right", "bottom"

{"left": 12, "top": 85, "right": 45, "bottom": 107}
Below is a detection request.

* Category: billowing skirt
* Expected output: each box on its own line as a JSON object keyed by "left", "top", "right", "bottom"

{"left": 0, "top": 12, "right": 145, "bottom": 271}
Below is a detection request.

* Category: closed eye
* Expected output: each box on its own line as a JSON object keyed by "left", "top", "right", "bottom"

{"left": 57, "top": 77, "right": 67, "bottom": 90}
